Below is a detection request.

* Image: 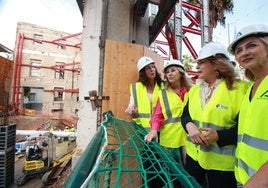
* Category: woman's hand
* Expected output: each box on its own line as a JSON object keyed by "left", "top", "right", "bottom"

{"left": 199, "top": 128, "right": 219, "bottom": 145}
{"left": 243, "top": 162, "right": 268, "bottom": 188}
{"left": 125, "top": 106, "right": 138, "bottom": 116}
{"left": 186, "top": 122, "right": 209, "bottom": 146}
{"left": 144, "top": 130, "right": 158, "bottom": 143}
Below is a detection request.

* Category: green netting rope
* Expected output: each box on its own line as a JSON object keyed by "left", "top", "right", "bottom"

{"left": 65, "top": 111, "right": 201, "bottom": 188}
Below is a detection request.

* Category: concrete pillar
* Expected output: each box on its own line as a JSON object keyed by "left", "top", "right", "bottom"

{"left": 73, "top": 1, "right": 150, "bottom": 166}
{"left": 76, "top": 1, "right": 103, "bottom": 154}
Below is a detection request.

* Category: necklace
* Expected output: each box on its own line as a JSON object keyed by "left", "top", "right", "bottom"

{"left": 200, "top": 79, "right": 221, "bottom": 107}
{"left": 205, "top": 86, "right": 216, "bottom": 103}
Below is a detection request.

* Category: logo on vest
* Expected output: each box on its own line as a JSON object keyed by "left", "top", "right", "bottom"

{"left": 259, "top": 90, "right": 268, "bottom": 99}
{"left": 216, "top": 104, "right": 228, "bottom": 110}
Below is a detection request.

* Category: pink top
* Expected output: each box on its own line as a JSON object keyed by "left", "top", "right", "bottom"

{"left": 150, "top": 86, "right": 188, "bottom": 131}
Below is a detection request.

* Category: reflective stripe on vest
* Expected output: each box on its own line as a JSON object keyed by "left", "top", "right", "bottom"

{"left": 132, "top": 84, "right": 138, "bottom": 107}
{"left": 159, "top": 89, "right": 187, "bottom": 148}
{"left": 238, "top": 134, "right": 268, "bottom": 151}
{"left": 236, "top": 157, "right": 256, "bottom": 178}
{"left": 161, "top": 90, "right": 182, "bottom": 124}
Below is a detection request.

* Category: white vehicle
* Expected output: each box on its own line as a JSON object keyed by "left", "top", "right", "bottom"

{"left": 15, "top": 130, "right": 76, "bottom": 155}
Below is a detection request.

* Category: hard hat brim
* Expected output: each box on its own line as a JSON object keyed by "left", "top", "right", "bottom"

{"left": 228, "top": 32, "right": 268, "bottom": 55}
{"left": 163, "top": 64, "right": 185, "bottom": 73}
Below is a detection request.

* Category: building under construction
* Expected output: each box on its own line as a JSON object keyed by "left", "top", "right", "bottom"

{"left": 0, "top": 0, "right": 221, "bottom": 186}
{"left": 0, "top": 22, "right": 82, "bottom": 187}
{"left": 12, "top": 22, "right": 82, "bottom": 117}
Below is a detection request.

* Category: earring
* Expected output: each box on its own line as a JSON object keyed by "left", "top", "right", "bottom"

{"left": 215, "top": 70, "right": 220, "bottom": 77}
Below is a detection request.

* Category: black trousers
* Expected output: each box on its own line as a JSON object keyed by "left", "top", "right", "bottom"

{"left": 185, "top": 154, "right": 237, "bottom": 188}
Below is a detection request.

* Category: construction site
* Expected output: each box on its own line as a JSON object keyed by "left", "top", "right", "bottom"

{"left": 0, "top": 0, "right": 233, "bottom": 187}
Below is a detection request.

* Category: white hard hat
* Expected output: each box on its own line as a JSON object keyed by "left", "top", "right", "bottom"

{"left": 197, "top": 42, "right": 229, "bottom": 60}
{"left": 137, "top": 56, "right": 154, "bottom": 72}
{"left": 163, "top": 59, "right": 184, "bottom": 73}
{"left": 228, "top": 24, "right": 268, "bottom": 54}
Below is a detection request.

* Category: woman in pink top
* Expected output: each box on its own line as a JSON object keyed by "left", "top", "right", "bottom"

{"left": 144, "top": 59, "right": 192, "bottom": 165}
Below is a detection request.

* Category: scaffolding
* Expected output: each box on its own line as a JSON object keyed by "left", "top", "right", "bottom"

{"left": 12, "top": 30, "right": 82, "bottom": 112}
{"left": 151, "top": 0, "right": 209, "bottom": 60}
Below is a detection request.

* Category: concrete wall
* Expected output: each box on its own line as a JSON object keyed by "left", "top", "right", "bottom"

{"left": 106, "top": 0, "right": 149, "bottom": 45}
{"left": 76, "top": 1, "right": 103, "bottom": 153}
{"left": 76, "top": 0, "right": 155, "bottom": 154}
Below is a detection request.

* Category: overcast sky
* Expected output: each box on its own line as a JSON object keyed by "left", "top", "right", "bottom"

{"left": 0, "top": 0, "right": 82, "bottom": 49}
{"left": 213, "top": 0, "right": 268, "bottom": 47}
{"left": 0, "top": 0, "right": 267, "bottom": 54}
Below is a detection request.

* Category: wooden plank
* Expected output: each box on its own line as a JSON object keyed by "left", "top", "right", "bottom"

{"left": 102, "top": 40, "right": 165, "bottom": 187}
{"left": 102, "top": 40, "right": 142, "bottom": 121}
{"left": 102, "top": 40, "right": 164, "bottom": 121}
{"left": 51, "top": 159, "right": 71, "bottom": 180}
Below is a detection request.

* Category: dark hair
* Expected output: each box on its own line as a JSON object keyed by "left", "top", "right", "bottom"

{"left": 209, "top": 54, "right": 239, "bottom": 90}
{"left": 138, "top": 66, "right": 163, "bottom": 87}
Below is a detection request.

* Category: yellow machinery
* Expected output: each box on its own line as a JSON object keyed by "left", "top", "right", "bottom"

{"left": 16, "top": 132, "right": 76, "bottom": 186}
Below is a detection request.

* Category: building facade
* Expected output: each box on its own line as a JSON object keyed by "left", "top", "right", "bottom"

{"left": 13, "top": 22, "right": 81, "bottom": 115}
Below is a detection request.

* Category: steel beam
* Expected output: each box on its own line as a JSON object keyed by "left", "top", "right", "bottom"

{"left": 149, "top": 0, "right": 177, "bottom": 44}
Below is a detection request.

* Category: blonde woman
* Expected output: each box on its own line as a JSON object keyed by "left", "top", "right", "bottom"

{"left": 181, "top": 42, "right": 249, "bottom": 188}
{"left": 228, "top": 24, "right": 268, "bottom": 188}
{"left": 145, "top": 59, "right": 192, "bottom": 166}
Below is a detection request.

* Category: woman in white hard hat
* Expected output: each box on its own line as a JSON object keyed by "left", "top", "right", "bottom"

{"left": 125, "top": 56, "right": 164, "bottom": 187}
{"left": 144, "top": 59, "right": 192, "bottom": 186}
{"left": 228, "top": 24, "right": 268, "bottom": 188}
{"left": 125, "top": 56, "right": 164, "bottom": 130}
{"left": 181, "top": 42, "right": 249, "bottom": 187}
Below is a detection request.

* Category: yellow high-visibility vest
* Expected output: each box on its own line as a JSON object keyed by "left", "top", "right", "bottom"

{"left": 235, "top": 76, "right": 268, "bottom": 184}
{"left": 186, "top": 80, "right": 249, "bottom": 171}
{"left": 131, "top": 82, "right": 163, "bottom": 128}
{"left": 158, "top": 89, "right": 188, "bottom": 148}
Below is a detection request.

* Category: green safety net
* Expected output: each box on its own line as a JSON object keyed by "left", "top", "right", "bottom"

{"left": 65, "top": 111, "right": 201, "bottom": 188}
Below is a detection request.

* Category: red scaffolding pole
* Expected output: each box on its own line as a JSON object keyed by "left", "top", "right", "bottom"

{"left": 12, "top": 32, "right": 82, "bottom": 112}
{"left": 153, "top": 0, "right": 203, "bottom": 60}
